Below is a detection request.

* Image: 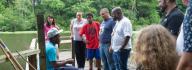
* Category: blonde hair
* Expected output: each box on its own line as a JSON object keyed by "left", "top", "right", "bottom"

{"left": 133, "top": 24, "right": 178, "bottom": 70}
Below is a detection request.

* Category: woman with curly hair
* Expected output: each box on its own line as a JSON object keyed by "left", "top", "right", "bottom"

{"left": 133, "top": 24, "right": 178, "bottom": 70}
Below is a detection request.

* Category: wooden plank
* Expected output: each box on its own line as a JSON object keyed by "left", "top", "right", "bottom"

{"left": 0, "top": 49, "right": 40, "bottom": 63}
{"left": 29, "top": 38, "right": 37, "bottom": 50}
{"left": 28, "top": 38, "right": 38, "bottom": 70}
{"left": 29, "top": 55, "right": 37, "bottom": 70}
{"left": 31, "top": 39, "right": 70, "bottom": 47}
{"left": 60, "top": 36, "right": 70, "bottom": 39}
{"left": 0, "top": 41, "right": 19, "bottom": 70}
{"left": 36, "top": 14, "right": 46, "bottom": 70}
{"left": 60, "top": 40, "right": 71, "bottom": 44}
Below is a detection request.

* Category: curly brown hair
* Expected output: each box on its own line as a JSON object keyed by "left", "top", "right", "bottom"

{"left": 133, "top": 24, "right": 178, "bottom": 70}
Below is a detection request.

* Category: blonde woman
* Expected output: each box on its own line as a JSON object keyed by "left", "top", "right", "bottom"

{"left": 133, "top": 25, "right": 178, "bottom": 70}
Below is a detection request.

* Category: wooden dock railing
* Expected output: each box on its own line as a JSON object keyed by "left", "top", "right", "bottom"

{"left": 0, "top": 38, "right": 40, "bottom": 70}
{"left": 0, "top": 37, "right": 72, "bottom": 70}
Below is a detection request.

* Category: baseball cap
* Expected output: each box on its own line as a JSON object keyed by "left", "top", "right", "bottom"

{"left": 47, "top": 28, "right": 63, "bottom": 38}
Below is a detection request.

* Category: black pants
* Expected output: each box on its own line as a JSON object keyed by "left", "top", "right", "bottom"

{"left": 73, "top": 40, "right": 86, "bottom": 68}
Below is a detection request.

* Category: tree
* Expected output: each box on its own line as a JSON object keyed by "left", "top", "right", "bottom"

{"left": 0, "top": 0, "right": 184, "bottom": 31}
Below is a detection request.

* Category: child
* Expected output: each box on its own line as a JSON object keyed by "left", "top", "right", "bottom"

{"left": 79, "top": 13, "right": 101, "bottom": 70}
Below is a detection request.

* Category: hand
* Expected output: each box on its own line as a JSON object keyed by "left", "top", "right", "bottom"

{"left": 70, "top": 35, "right": 73, "bottom": 39}
{"left": 84, "top": 40, "right": 90, "bottom": 44}
{"left": 109, "top": 46, "right": 113, "bottom": 53}
{"left": 66, "top": 58, "right": 75, "bottom": 64}
{"left": 120, "top": 45, "right": 126, "bottom": 51}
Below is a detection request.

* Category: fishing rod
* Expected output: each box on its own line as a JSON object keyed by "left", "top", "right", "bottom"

{"left": 16, "top": 50, "right": 37, "bottom": 70}
{"left": 0, "top": 43, "right": 19, "bottom": 70}
{"left": 0, "top": 39, "right": 24, "bottom": 70}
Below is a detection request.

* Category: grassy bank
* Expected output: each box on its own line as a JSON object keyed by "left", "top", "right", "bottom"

{"left": 0, "top": 31, "right": 71, "bottom": 55}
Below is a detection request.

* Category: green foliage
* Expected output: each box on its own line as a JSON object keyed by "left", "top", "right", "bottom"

{"left": 176, "top": 0, "right": 187, "bottom": 12}
{"left": 0, "top": 0, "right": 35, "bottom": 31}
{"left": 135, "top": 0, "right": 160, "bottom": 25}
{"left": 0, "top": 0, "right": 184, "bottom": 31}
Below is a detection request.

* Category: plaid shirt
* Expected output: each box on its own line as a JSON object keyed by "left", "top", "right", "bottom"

{"left": 183, "top": 0, "right": 192, "bottom": 52}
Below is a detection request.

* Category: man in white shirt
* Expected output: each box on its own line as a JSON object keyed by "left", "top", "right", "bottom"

{"left": 110, "top": 7, "right": 132, "bottom": 70}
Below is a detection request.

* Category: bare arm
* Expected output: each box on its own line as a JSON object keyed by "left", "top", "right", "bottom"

{"left": 81, "top": 35, "right": 89, "bottom": 44}
{"left": 70, "top": 20, "right": 73, "bottom": 39}
{"left": 177, "top": 1, "right": 192, "bottom": 70}
{"left": 120, "top": 36, "right": 130, "bottom": 50}
{"left": 51, "top": 59, "right": 74, "bottom": 68}
{"left": 177, "top": 52, "right": 192, "bottom": 70}
{"left": 55, "top": 25, "right": 60, "bottom": 30}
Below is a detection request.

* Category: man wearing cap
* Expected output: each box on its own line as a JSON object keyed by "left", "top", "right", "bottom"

{"left": 46, "top": 28, "right": 77, "bottom": 70}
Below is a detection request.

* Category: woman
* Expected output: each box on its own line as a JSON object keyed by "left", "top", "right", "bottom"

{"left": 44, "top": 16, "right": 60, "bottom": 41}
{"left": 133, "top": 24, "right": 178, "bottom": 70}
{"left": 44, "top": 16, "right": 60, "bottom": 59}
{"left": 70, "top": 12, "right": 87, "bottom": 70}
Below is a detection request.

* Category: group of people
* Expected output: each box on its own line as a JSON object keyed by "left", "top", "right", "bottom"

{"left": 44, "top": 0, "right": 192, "bottom": 70}
{"left": 70, "top": 7, "right": 132, "bottom": 70}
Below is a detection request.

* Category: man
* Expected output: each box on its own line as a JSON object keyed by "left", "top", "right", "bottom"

{"left": 79, "top": 13, "right": 101, "bottom": 70}
{"left": 177, "top": 0, "right": 192, "bottom": 70}
{"left": 158, "top": 0, "right": 184, "bottom": 37}
{"left": 99, "top": 8, "right": 116, "bottom": 70}
{"left": 100, "top": 8, "right": 115, "bottom": 70}
{"left": 70, "top": 12, "right": 86, "bottom": 70}
{"left": 110, "top": 7, "right": 132, "bottom": 70}
{"left": 46, "top": 28, "right": 77, "bottom": 70}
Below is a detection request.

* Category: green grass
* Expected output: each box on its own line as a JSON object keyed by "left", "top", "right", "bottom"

{"left": 0, "top": 31, "right": 71, "bottom": 55}
{"left": 0, "top": 58, "right": 26, "bottom": 70}
{"left": 0, "top": 32, "right": 37, "bottom": 69}
{"left": 0, "top": 33, "right": 37, "bottom": 55}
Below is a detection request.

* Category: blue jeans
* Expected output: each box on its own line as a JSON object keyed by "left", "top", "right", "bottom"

{"left": 100, "top": 43, "right": 115, "bottom": 70}
{"left": 113, "top": 49, "right": 131, "bottom": 70}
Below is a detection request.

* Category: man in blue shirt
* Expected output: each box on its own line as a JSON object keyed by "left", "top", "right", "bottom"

{"left": 46, "top": 28, "right": 77, "bottom": 70}
{"left": 99, "top": 8, "right": 116, "bottom": 70}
